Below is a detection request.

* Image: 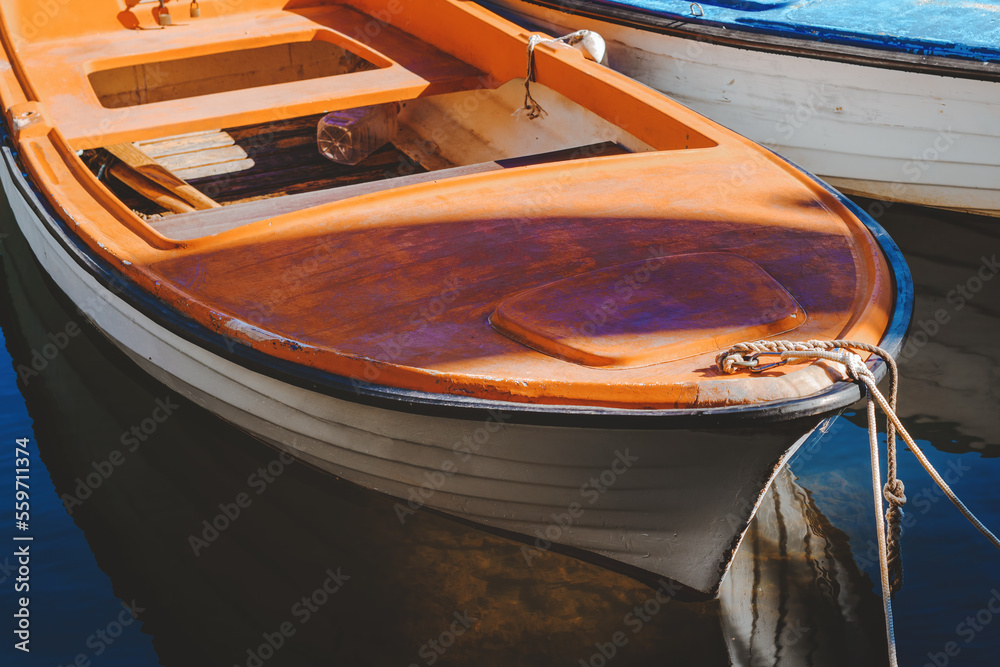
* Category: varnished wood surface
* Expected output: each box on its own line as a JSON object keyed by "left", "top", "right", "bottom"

{"left": 108, "top": 162, "right": 196, "bottom": 215}
{"left": 142, "top": 149, "right": 891, "bottom": 408}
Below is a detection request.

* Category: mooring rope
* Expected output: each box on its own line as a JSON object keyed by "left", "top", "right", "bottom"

{"left": 717, "top": 339, "right": 1000, "bottom": 667}
{"left": 519, "top": 30, "right": 597, "bottom": 120}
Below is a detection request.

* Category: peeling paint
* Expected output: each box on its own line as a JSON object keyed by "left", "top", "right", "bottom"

{"left": 224, "top": 318, "right": 279, "bottom": 343}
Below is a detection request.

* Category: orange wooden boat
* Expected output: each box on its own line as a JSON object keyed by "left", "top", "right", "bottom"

{"left": 0, "top": 0, "right": 910, "bottom": 596}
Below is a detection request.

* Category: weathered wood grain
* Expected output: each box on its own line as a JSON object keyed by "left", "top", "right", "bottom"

{"left": 106, "top": 143, "right": 220, "bottom": 210}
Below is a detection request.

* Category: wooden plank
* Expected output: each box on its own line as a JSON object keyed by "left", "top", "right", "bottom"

{"left": 226, "top": 114, "right": 326, "bottom": 142}
{"left": 496, "top": 142, "right": 628, "bottom": 167}
{"left": 204, "top": 146, "right": 399, "bottom": 184}
{"left": 240, "top": 134, "right": 317, "bottom": 158}
{"left": 173, "top": 159, "right": 257, "bottom": 181}
{"left": 157, "top": 145, "right": 252, "bottom": 171}
{"left": 150, "top": 161, "right": 502, "bottom": 239}
{"left": 182, "top": 140, "right": 420, "bottom": 202}
{"left": 140, "top": 131, "right": 236, "bottom": 158}
{"left": 105, "top": 143, "right": 221, "bottom": 210}
{"left": 395, "top": 124, "right": 456, "bottom": 171}
{"left": 189, "top": 160, "right": 403, "bottom": 202}
{"left": 108, "top": 163, "right": 195, "bottom": 214}
{"left": 150, "top": 142, "right": 628, "bottom": 240}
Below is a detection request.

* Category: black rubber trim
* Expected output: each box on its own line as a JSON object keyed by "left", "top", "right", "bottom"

{"left": 0, "top": 125, "right": 912, "bottom": 430}
{"left": 489, "top": 0, "right": 1000, "bottom": 82}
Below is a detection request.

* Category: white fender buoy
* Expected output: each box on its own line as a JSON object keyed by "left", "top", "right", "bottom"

{"left": 574, "top": 30, "right": 607, "bottom": 64}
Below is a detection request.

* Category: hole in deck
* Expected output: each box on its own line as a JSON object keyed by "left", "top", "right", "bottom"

{"left": 89, "top": 39, "right": 380, "bottom": 109}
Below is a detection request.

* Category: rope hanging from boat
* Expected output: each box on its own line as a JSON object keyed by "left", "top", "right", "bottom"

{"left": 519, "top": 30, "right": 604, "bottom": 120}
{"left": 717, "top": 339, "right": 1000, "bottom": 667}
{"left": 521, "top": 35, "right": 549, "bottom": 120}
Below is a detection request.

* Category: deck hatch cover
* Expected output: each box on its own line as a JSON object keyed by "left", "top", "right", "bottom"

{"left": 489, "top": 252, "right": 805, "bottom": 368}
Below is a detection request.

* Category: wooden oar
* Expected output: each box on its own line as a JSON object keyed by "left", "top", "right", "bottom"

{"left": 107, "top": 163, "right": 196, "bottom": 214}
{"left": 105, "top": 142, "right": 220, "bottom": 210}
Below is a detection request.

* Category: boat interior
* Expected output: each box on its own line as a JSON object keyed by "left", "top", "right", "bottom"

{"left": 2, "top": 0, "right": 717, "bottom": 243}
{"left": 84, "top": 80, "right": 655, "bottom": 240}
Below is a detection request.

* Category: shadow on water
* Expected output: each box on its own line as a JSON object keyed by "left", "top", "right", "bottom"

{"left": 0, "top": 192, "right": 890, "bottom": 664}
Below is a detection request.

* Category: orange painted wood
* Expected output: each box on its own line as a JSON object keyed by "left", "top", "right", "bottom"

{"left": 136, "top": 151, "right": 890, "bottom": 408}
{"left": 9, "top": 6, "right": 489, "bottom": 148}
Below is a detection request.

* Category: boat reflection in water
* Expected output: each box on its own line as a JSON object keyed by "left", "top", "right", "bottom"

{"left": 0, "top": 209, "right": 886, "bottom": 665}
{"left": 721, "top": 461, "right": 887, "bottom": 666}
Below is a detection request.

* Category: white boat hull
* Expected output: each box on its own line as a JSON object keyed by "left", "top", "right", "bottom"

{"left": 0, "top": 143, "right": 830, "bottom": 596}
{"left": 490, "top": 0, "right": 1000, "bottom": 216}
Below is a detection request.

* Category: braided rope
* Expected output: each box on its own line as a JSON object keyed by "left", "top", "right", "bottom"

{"left": 718, "top": 339, "right": 1000, "bottom": 667}
{"left": 519, "top": 31, "right": 592, "bottom": 120}
{"left": 521, "top": 35, "right": 547, "bottom": 120}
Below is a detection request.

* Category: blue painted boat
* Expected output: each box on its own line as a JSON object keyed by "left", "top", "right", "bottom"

{"left": 488, "top": 0, "right": 1000, "bottom": 216}
{"left": 580, "top": 0, "right": 1000, "bottom": 64}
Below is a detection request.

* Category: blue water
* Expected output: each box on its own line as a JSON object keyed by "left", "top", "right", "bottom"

{"left": 0, "top": 331, "right": 160, "bottom": 663}
{"left": 0, "top": 195, "right": 998, "bottom": 666}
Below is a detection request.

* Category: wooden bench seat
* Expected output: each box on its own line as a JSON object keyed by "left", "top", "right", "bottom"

{"left": 22, "top": 6, "right": 489, "bottom": 149}
{"left": 148, "top": 142, "right": 627, "bottom": 240}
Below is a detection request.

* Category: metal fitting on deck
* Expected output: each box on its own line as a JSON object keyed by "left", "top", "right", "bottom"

{"left": 157, "top": 0, "right": 172, "bottom": 26}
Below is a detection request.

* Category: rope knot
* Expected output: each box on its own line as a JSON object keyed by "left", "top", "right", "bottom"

{"left": 715, "top": 340, "right": 798, "bottom": 375}
{"left": 717, "top": 352, "right": 744, "bottom": 374}
{"left": 836, "top": 349, "right": 874, "bottom": 383}
{"left": 883, "top": 479, "right": 906, "bottom": 507}
{"left": 519, "top": 35, "right": 548, "bottom": 120}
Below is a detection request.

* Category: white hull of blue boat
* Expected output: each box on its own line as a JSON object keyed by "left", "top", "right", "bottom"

{"left": 491, "top": 0, "right": 1000, "bottom": 216}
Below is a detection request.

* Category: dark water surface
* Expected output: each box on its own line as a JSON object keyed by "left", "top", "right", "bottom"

{"left": 0, "top": 193, "right": 997, "bottom": 667}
